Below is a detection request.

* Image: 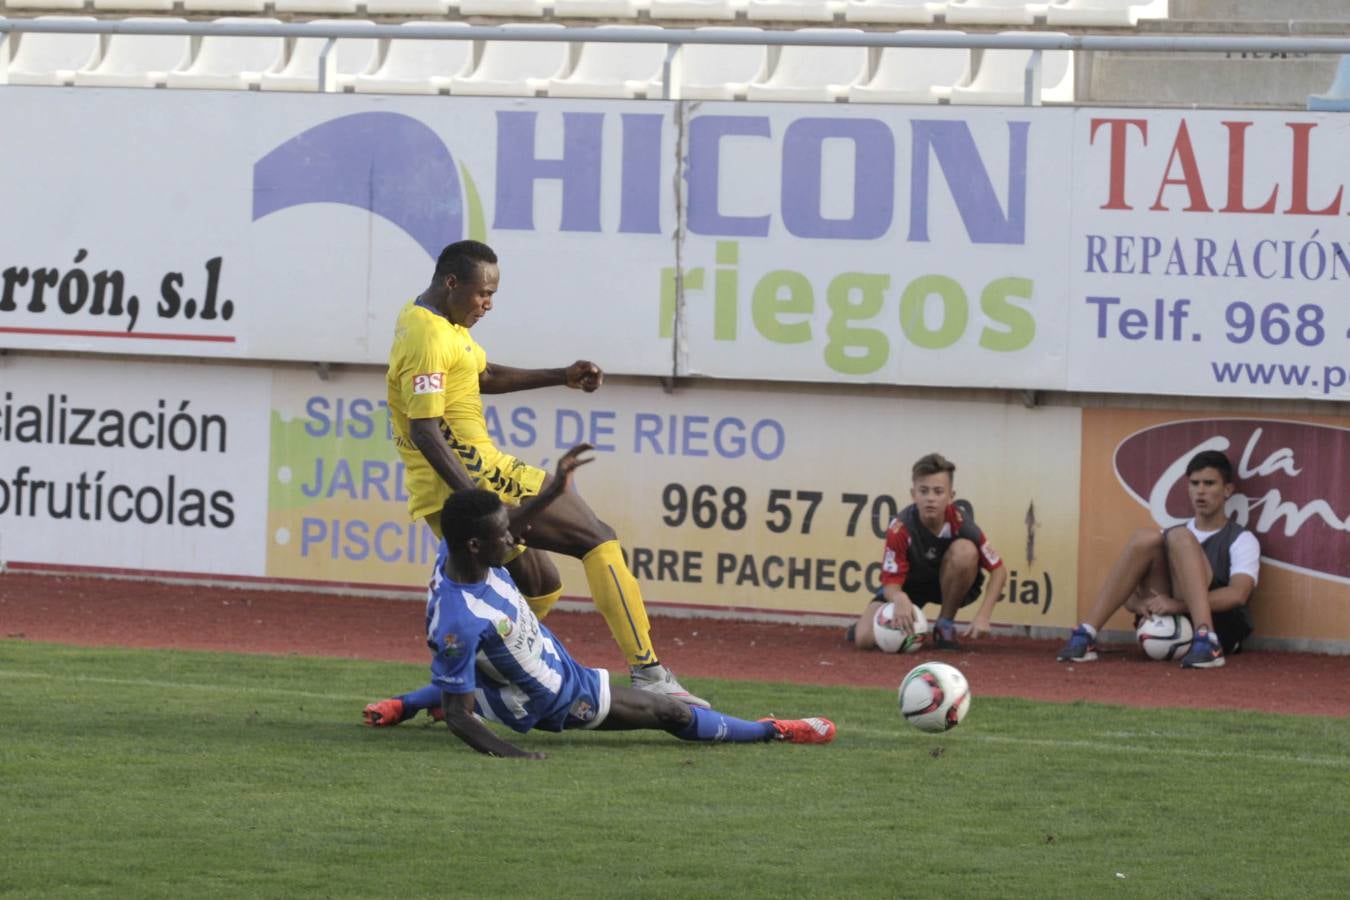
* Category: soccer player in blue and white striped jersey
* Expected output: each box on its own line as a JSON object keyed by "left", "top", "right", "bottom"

{"left": 364, "top": 445, "right": 835, "bottom": 758}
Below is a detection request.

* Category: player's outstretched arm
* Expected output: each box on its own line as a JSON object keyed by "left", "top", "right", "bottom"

{"left": 479, "top": 360, "right": 602, "bottom": 395}
{"left": 507, "top": 443, "right": 593, "bottom": 537}
{"left": 440, "top": 690, "right": 545, "bottom": 760}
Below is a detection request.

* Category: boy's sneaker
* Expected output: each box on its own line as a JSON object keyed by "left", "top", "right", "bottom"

{"left": 760, "top": 717, "right": 836, "bottom": 744}
{"left": 1056, "top": 626, "right": 1098, "bottom": 662}
{"left": 362, "top": 698, "right": 406, "bottom": 727}
{"left": 1181, "top": 629, "right": 1226, "bottom": 669}
{"left": 933, "top": 621, "right": 962, "bottom": 651}
{"left": 631, "top": 664, "right": 711, "bottom": 708}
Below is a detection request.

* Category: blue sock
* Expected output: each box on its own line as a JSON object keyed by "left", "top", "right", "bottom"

{"left": 398, "top": 684, "right": 443, "bottom": 717}
{"left": 673, "top": 706, "right": 775, "bottom": 743}
{"left": 936, "top": 616, "right": 956, "bottom": 638}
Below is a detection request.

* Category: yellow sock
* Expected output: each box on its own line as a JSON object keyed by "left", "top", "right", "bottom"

{"left": 582, "top": 540, "right": 656, "bottom": 668}
{"left": 525, "top": 587, "right": 563, "bottom": 620}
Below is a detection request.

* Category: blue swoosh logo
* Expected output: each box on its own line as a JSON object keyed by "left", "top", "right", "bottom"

{"left": 252, "top": 112, "right": 462, "bottom": 258}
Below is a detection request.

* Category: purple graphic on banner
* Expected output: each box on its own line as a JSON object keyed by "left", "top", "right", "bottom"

{"left": 252, "top": 112, "right": 462, "bottom": 258}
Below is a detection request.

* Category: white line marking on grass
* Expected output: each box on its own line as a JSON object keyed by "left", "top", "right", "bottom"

{"left": 848, "top": 725, "right": 1350, "bottom": 770}
{"left": 0, "top": 669, "right": 366, "bottom": 703}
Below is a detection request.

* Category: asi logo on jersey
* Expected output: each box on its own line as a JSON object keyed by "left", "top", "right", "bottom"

{"left": 412, "top": 372, "right": 444, "bottom": 395}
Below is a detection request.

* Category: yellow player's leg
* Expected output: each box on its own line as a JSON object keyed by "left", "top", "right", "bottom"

{"left": 525, "top": 588, "right": 563, "bottom": 619}
{"left": 582, "top": 540, "right": 655, "bottom": 667}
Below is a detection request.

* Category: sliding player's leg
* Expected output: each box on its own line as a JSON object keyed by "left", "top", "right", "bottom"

{"left": 601, "top": 686, "right": 835, "bottom": 745}
{"left": 522, "top": 478, "right": 709, "bottom": 708}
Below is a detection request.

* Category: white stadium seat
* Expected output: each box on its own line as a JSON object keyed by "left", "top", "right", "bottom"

{"left": 744, "top": 28, "right": 868, "bottom": 102}
{"left": 164, "top": 18, "right": 285, "bottom": 90}
{"left": 457, "top": 0, "right": 547, "bottom": 15}
{"left": 1045, "top": 0, "right": 1166, "bottom": 27}
{"left": 448, "top": 22, "right": 568, "bottom": 96}
{"left": 552, "top": 0, "right": 643, "bottom": 17}
{"left": 273, "top": 0, "right": 359, "bottom": 14}
{"left": 949, "top": 33, "right": 1072, "bottom": 104}
{"left": 92, "top": 0, "right": 174, "bottom": 11}
{"left": 183, "top": 0, "right": 266, "bottom": 11}
{"left": 546, "top": 24, "right": 665, "bottom": 97}
{"left": 1307, "top": 55, "right": 1350, "bottom": 112}
{"left": 5, "top": 16, "right": 101, "bottom": 85}
{"left": 944, "top": 0, "right": 1039, "bottom": 25}
{"left": 363, "top": 0, "right": 452, "bottom": 13}
{"left": 847, "top": 33, "right": 970, "bottom": 103}
{"left": 352, "top": 21, "right": 473, "bottom": 94}
{"left": 258, "top": 19, "right": 378, "bottom": 92}
{"left": 3, "top": 0, "right": 87, "bottom": 9}
{"left": 843, "top": 0, "right": 942, "bottom": 24}
{"left": 746, "top": 0, "right": 843, "bottom": 21}
{"left": 648, "top": 0, "right": 745, "bottom": 19}
{"left": 72, "top": 17, "right": 191, "bottom": 87}
{"left": 647, "top": 27, "right": 767, "bottom": 99}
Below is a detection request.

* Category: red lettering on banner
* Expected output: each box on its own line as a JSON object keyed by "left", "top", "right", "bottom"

{"left": 1093, "top": 118, "right": 1349, "bottom": 218}
{"left": 1149, "top": 121, "right": 1212, "bottom": 212}
{"left": 1219, "top": 121, "right": 1278, "bottom": 214}
{"left": 1090, "top": 117, "right": 1148, "bottom": 210}
{"left": 1284, "top": 122, "right": 1343, "bottom": 216}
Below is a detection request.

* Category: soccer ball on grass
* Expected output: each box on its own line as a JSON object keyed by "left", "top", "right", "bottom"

{"left": 899, "top": 661, "right": 971, "bottom": 733}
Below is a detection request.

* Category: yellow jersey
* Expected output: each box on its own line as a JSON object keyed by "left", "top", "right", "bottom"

{"left": 386, "top": 299, "right": 542, "bottom": 520}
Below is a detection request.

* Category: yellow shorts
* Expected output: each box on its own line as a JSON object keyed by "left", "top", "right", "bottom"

{"left": 406, "top": 436, "right": 547, "bottom": 523}
{"left": 451, "top": 438, "right": 546, "bottom": 503}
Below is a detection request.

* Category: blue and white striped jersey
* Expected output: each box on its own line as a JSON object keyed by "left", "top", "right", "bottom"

{"left": 424, "top": 549, "right": 605, "bottom": 733}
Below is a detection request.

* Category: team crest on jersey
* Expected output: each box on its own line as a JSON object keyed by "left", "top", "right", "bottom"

{"left": 882, "top": 549, "right": 898, "bottom": 573}
{"left": 495, "top": 617, "right": 513, "bottom": 638}
{"left": 569, "top": 698, "right": 596, "bottom": 723}
{"left": 441, "top": 634, "right": 463, "bottom": 657}
{"left": 412, "top": 372, "right": 443, "bottom": 395}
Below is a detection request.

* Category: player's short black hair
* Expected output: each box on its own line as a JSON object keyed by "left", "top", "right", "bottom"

{"left": 434, "top": 240, "right": 498, "bottom": 283}
{"left": 1185, "top": 449, "right": 1235, "bottom": 483}
{"left": 440, "top": 489, "right": 504, "bottom": 549}
{"left": 912, "top": 452, "right": 956, "bottom": 482}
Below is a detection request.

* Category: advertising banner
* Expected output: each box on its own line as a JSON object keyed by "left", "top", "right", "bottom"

{"left": 266, "top": 367, "right": 1082, "bottom": 627}
{"left": 4, "top": 91, "right": 1345, "bottom": 398}
{"left": 0, "top": 90, "right": 1072, "bottom": 392}
{"left": 1069, "top": 111, "right": 1350, "bottom": 401}
{"left": 0, "top": 354, "right": 271, "bottom": 574}
{"left": 1078, "top": 408, "right": 1350, "bottom": 646}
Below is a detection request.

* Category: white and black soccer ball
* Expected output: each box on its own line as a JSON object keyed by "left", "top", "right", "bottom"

{"left": 1136, "top": 614, "right": 1194, "bottom": 661}
{"left": 898, "top": 661, "right": 971, "bottom": 733}
{"left": 872, "top": 602, "right": 931, "bottom": 654}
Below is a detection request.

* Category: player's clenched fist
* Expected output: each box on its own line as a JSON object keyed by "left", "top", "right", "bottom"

{"left": 566, "top": 360, "right": 603, "bottom": 393}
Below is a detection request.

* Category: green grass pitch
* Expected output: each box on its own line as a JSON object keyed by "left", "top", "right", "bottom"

{"left": 2, "top": 641, "right": 1348, "bottom": 898}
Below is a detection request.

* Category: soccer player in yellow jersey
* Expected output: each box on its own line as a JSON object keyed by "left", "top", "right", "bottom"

{"left": 373, "top": 239, "right": 708, "bottom": 714}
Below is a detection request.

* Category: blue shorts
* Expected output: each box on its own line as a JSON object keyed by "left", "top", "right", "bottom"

{"left": 475, "top": 664, "right": 613, "bottom": 734}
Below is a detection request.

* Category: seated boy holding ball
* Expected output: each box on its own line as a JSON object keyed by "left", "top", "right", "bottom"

{"left": 1057, "top": 449, "right": 1260, "bottom": 669}
{"left": 850, "top": 453, "right": 1007, "bottom": 652}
